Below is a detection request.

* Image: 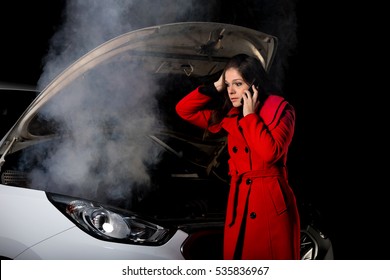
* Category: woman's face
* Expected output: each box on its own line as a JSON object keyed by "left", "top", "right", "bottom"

{"left": 224, "top": 68, "right": 251, "bottom": 108}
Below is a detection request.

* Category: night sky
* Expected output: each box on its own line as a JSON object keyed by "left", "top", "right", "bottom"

{"left": 0, "top": 1, "right": 381, "bottom": 260}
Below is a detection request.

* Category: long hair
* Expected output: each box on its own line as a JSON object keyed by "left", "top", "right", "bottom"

{"left": 208, "top": 53, "right": 279, "bottom": 127}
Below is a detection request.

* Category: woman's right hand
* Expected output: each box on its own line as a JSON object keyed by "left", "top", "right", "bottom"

{"left": 214, "top": 72, "right": 225, "bottom": 92}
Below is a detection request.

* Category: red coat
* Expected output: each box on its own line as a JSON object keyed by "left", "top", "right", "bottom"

{"left": 176, "top": 87, "right": 300, "bottom": 259}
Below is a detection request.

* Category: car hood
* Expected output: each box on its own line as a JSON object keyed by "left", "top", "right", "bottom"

{"left": 0, "top": 22, "right": 277, "bottom": 161}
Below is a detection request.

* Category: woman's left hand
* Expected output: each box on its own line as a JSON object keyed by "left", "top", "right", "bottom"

{"left": 242, "top": 85, "right": 260, "bottom": 117}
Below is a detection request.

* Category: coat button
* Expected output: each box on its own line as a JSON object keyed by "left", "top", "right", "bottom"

{"left": 232, "top": 146, "right": 238, "bottom": 153}
{"left": 250, "top": 212, "right": 256, "bottom": 219}
{"left": 244, "top": 147, "right": 249, "bottom": 153}
{"left": 246, "top": 178, "right": 252, "bottom": 185}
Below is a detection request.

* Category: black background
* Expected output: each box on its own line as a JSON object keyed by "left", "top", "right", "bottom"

{"left": 0, "top": 1, "right": 382, "bottom": 259}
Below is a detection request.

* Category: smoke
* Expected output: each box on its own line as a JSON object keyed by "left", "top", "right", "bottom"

{"left": 20, "top": 0, "right": 297, "bottom": 206}
{"left": 23, "top": 58, "right": 163, "bottom": 204}
{"left": 29, "top": 0, "right": 210, "bottom": 205}
{"left": 37, "top": 0, "right": 218, "bottom": 86}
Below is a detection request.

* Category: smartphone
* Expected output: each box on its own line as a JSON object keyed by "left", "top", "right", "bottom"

{"left": 241, "top": 79, "right": 257, "bottom": 105}
{"left": 248, "top": 79, "right": 257, "bottom": 94}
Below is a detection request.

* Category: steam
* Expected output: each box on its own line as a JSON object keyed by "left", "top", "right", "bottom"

{"left": 24, "top": 61, "right": 162, "bottom": 204}
{"left": 38, "top": 0, "right": 216, "bottom": 85}
{"left": 19, "top": 0, "right": 297, "bottom": 207}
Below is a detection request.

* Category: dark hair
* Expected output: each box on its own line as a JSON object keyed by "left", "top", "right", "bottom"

{"left": 208, "top": 53, "right": 278, "bottom": 127}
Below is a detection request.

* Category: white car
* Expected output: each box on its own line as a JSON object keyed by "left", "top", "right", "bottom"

{"left": 0, "top": 22, "right": 333, "bottom": 260}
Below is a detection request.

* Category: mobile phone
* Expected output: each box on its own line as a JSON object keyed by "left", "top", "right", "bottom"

{"left": 241, "top": 79, "right": 257, "bottom": 105}
{"left": 248, "top": 79, "right": 257, "bottom": 94}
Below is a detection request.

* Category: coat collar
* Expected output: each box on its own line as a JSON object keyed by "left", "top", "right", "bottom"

{"left": 226, "top": 95, "right": 287, "bottom": 129}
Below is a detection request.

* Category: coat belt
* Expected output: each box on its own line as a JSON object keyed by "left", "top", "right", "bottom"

{"left": 228, "top": 166, "right": 286, "bottom": 227}
{"left": 238, "top": 165, "right": 286, "bottom": 179}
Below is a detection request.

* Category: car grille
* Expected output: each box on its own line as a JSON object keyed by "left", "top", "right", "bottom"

{"left": 1, "top": 170, "right": 29, "bottom": 187}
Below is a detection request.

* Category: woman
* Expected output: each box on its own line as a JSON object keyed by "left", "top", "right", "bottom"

{"left": 175, "top": 54, "right": 300, "bottom": 260}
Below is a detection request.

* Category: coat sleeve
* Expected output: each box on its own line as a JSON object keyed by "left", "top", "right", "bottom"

{"left": 238, "top": 102, "right": 295, "bottom": 164}
{"left": 175, "top": 86, "right": 214, "bottom": 129}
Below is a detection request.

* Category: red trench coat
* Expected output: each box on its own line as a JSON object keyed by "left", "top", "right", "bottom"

{"left": 176, "top": 87, "right": 300, "bottom": 260}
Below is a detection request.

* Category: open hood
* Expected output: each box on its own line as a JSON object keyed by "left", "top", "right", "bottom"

{"left": 0, "top": 22, "right": 277, "bottom": 162}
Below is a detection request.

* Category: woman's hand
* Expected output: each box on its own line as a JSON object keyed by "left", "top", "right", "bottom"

{"left": 242, "top": 85, "right": 260, "bottom": 117}
{"left": 214, "top": 72, "right": 225, "bottom": 92}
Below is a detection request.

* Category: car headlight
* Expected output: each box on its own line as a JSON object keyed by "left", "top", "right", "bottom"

{"left": 47, "top": 193, "right": 174, "bottom": 245}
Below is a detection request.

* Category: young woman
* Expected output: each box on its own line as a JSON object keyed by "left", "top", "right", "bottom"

{"left": 176, "top": 54, "right": 300, "bottom": 260}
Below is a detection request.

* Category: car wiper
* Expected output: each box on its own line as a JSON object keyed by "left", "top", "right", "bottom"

{"left": 0, "top": 136, "right": 18, "bottom": 171}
